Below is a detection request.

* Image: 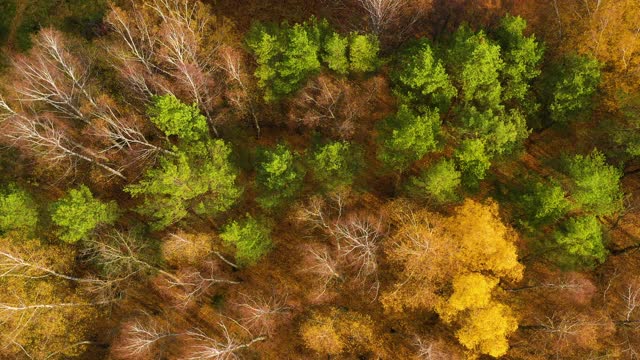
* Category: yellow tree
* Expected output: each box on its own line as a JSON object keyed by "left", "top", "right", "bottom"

{"left": 383, "top": 199, "right": 523, "bottom": 357}
{"left": 0, "top": 236, "right": 103, "bottom": 359}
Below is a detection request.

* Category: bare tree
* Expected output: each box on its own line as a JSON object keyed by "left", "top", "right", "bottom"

{"left": 356, "top": 0, "right": 410, "bottom": 35}
{"left": 112, "top": 318, "right": 178, "bottom": 359}
{"left": 164, "top": 262, "right": 239, "bottom": 308}
{"left": 301, "top": 245, "right": 343, "bottom": 298}
{"left": 184, "top": 324, "right": 266, "bottom": 360}
{"left": 2, "top": 112, "right": 127, "bottom": 180}
{"left": 236, "top": 292, "right": 291, "bottom": 336}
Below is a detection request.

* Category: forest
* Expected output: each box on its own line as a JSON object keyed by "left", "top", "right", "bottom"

{"left": 0, "top": 0, "right": 639, "bottom": 359}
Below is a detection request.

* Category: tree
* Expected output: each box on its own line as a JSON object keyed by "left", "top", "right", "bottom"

{"left": 495, "top": 15, "right": 544, "bottom": 103}
{"left": 256, "top": 144, "right": 306, "bottom": 209}
{"left": 406, "top": 159, "right": 461, "bottom": 203}
{"left": 455, "top": 301, "right": 519, "bottom": 358}
{"left": 51, "top": 185, "right": 118, "bottom": 243}
{"left": 148, "top": 95, "right": 208, "bottom": 141}
{"left": 0, "top": 184, "right": 38, "bottom": 235}
{"left": 554, "top": 215, "right": 607, "bottom": 269}
{"left": 220, "top": 215, "right": 272, "bottom": 266}
{"left": 391, "top": 38, "right": 457, "bottom": 112}
{"left": 519, "top": 179, "right": 571, "bottom": 227}
{"left": 565, "top": 150, "right": 623, "bottom": 216}
{"left": 377, "top": 105, "right": 441, "bottom": 171}
{"left": 447, "top": 26, "right": 504, "bottom": 110}
{"left": 546, "top": 55, "right": 601, "bottom": 123}
{"left": 322, "top": 32, "right": 349, "bottom": 75}
{"left": 300, "top": 307, "right": 377, "bottom": 356}
{"left": 382, "top": 199, "right": 523, "bottom": 357}
{"left": 246, "top": 20, "right": 324, "bottom": 101}
{"left": 0, "top": 236, "right": 104, "bottom": 359}
{"left": 454, "top": 138, "right": 491, "bottom": 187}
{"left": 309, "top": 141, "right": 362, "bottom": 190}
{"left": 105, "top": 0, "right": 236, "bottom": 135}
{"left": 348, "top": 33, "right": 380, "bottom": 73}
{"left": 126, "top": 140, "right": 241, "bottom": 230}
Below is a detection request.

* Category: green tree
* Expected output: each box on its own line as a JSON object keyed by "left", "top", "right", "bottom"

{"left": 246, "top": 19, "right": 325, "bottom": 101}
{"left": 391, "top": 38, "right": 457, "bottom": 113}
{"left": 126, "top": 140, "right": 242, "bottom": 230}
{"left": 322, "top": 32, "right": 349, "bottom": 75}
{"left": 447, "top": 26, "right": 504, "bottom": 110}
{"left": 454, "top": 138, "right": 491, "bottom": 186}
{"left": 220, "top": 215, "right": 272, "bottom": 266}
{"left": 458, "top": 107, "right": 529, "bottom": 155}
{"left": 148, "top": 94, "right": 208, "bottom": 141}
{"left": 310, "top": 141, "right": 362, "bottom": 190}
{"left": 407, "top": 159, "right": 461, "bottom": 203}
{"left": 51, "top": 185, "right": 118, "bottom": 243}
{"left": 546, "top": 54, "right": 601, "bottom": 123}
{"left": 0, "top": 184, "right": 39, "bottom": 236}
{"left": 256, "top": 144, "right": 306, "bottom": 209}
{"left": 519, "top": 179, "right": 571, "bottom": 227}
{"left": 554, "top": 215, "right": 607, "bottom": 269}
{"left": 565, "top": 150, "right": 623, "bottom": 216}
{"left": 348, "top": 33, "right": 379, "bottom": 73}
{"left": 377, "top": 105, "right": 441, "bottom": 171}
{"left": 495, "top": 15, "right": 544, "bottom": 103}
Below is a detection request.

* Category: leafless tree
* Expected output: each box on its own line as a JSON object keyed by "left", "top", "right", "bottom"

{"left": 301, "top": 245, "right": 343, "bottom": 298}
{"left": 413, "top": 336, "right": 453, "bottom": 360}
{"left": 236, "top": 292, "right": 291, "bottom": 336}
{"left": 622, "top": 283, "right": 640, "bottom": 322}
{"left": 184, "top": 324, "right": 266, "bottom": 360}
{"left": 2, "top": 112, "right": 127, "bottom": 180}
{"left": 164, "top": 262, "right": 239, "bottom": 308}
{"left": 113, "top": 318, "right": 178, "bottom": 359}
{"left": 356, "top": 0, "right": 410, "bottom": 35}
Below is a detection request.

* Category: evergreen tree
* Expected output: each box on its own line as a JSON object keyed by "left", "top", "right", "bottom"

{"left": 256, "top": 144, "right": 306, "bottom": 209}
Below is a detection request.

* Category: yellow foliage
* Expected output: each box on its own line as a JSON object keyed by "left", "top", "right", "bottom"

{"left": 455, "top": 301, "right": 518, "bottom": 358}
{"left": 443, "top": 199, "right": 524, "bottom": 281}
{"left": 0, "top": 237, "right": 98, "bottom": 359}
{"left": 437, "top": 273, "right": 498, "bottom": 322}
{"left": 383, "top": 199, "right": 523, "bottom": 357}
{"left": 300, "top": 308, "right": 376, "bottom": 356}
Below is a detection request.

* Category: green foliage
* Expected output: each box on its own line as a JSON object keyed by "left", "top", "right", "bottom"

{"left": 310, "top": 141, "right": 362, "bottom": 190}
{"left": 256, "top": 144, "right": 306, "bottom": 209}
{"left": 520, "top": 179, "right": 570, "bottom": 227}
{"left": 125, "top": 140, "right": 242, "bottom": 230}
{"left": 407, "top": 159, "right": 461, "bottom": 203}
{"left": 348, "top": 33, "right": 379, "bottom": 73}
{"left": 220, "top": 215, "right": 272, "bottom": 266}
{"left": 554, "top": 215, "right": 607, "bottom": 269}
{"left": 447, "top": 26, "right": 504, "bottom": 110}
{"left": 0, "top": 184, "right": 38, "bottom": 236}
{"left": 454, "top": 138, "right": 491, "bottom": 186}
{"left": 495, "top": 15, "right": 544, "bottom": 103}
{"left": 546, "top": 55, "right": 601, "bottom": 122}
{"left": 392, "top": 39, "right": 457, "bottom": 112}
{"left": 322, "top": 32, "right": 349, "bottom": 75}
{"left": 51, "top": 185, "right": 118, "bottom": 243}
{"left": 377, "top": 105, "right": 441, "bottom": 171}
{"left": 247, "top": 19, "right": 325, "bottom": 101}
{"left": 458, "top": 107, "right": 529, "bottom": 155}
{"left": 565, "top": 150, "right": 623, "bottom": 216}
{"left": 148, "top": 95, "right": 208, "bottom": 141}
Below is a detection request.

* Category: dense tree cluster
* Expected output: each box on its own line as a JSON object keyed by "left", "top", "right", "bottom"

{"left": 0, "top": 0, "right": 638, "bottom": 359}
